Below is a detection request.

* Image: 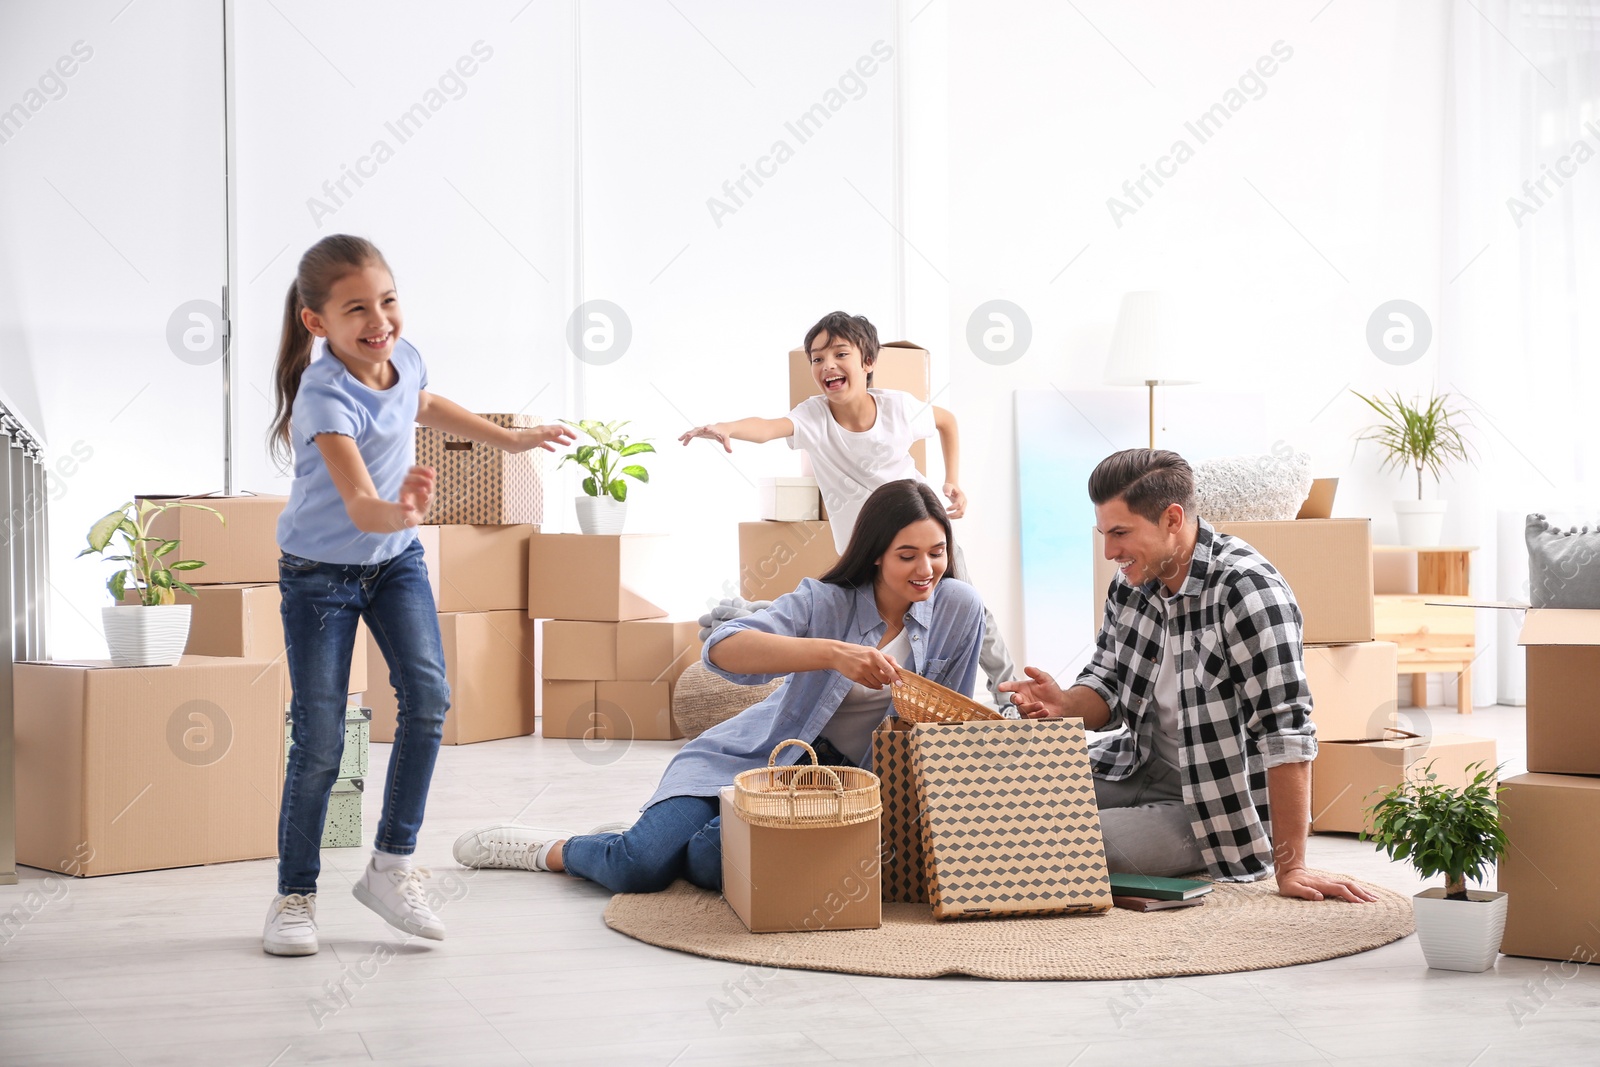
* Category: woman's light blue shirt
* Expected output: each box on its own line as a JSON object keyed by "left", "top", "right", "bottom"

{"left": 644, "top": 575, "right": 986, "bottom": 808}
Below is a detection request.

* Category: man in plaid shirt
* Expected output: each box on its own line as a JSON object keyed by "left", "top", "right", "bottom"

{"left": 1002, "top": 449, "right": 1376, "bottom": 903}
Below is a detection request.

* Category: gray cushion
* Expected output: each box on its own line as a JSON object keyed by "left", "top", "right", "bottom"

{"left": 1527, "top": 513, "right": 1600, "bottom": 608}
{"left": 1193, "top": 450, "right": 1314, "bottom": 522}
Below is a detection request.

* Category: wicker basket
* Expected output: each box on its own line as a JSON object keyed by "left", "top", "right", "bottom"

{"left": 731, "top": 740, "right": 882, "bottom": 829}
{"left": 890, "top": 667, "right": 1004, "bottom": 724}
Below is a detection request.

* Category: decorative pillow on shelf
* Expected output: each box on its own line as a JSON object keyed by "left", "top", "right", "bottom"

{"left": 1192, "top": 450, "right": 1314, "bottom": 522}
{"left": 1526, "top": 513, "right": 1600, "bottom": 608}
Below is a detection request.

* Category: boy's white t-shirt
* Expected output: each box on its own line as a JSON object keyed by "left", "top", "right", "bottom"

{"left": 786, "top": 388, "right": 938, "bottom": 554}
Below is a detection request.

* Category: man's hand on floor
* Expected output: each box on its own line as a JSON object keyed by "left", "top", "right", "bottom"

{"left": 1276, "top": 866, "right": 1380, "bottom": 903}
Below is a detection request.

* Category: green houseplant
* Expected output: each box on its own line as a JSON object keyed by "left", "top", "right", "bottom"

{"left": 79, "top": 499, "right": 222, "bottom": 666}
{"left": 1352, "top": 390, "right": 1475, "bottom": 546}
{"left": 1363, "top": 760, "right": 1508, "bottom": 971}
{"left": 559, "top": 419, "right": 654, "bottom": 535}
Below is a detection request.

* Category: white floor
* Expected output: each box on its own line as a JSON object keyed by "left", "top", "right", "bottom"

{"left": 3, "top": 701, "right": 1597, "bottom": 1067}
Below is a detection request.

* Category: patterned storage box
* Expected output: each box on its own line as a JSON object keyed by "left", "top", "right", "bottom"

{"left": 910, "top": 718, "right": 1112, "bottom": 920}
{"left": 285, "top": 704, "right": 371, "bottom": 779}
{"left": 415, "top": 413, "right": 545, "bottom": 525}
{"left": 323, "top": 778, "right": 364, "bottom": 848}
{"left": 872, "top": 716, "right": 930, "bottom": 904}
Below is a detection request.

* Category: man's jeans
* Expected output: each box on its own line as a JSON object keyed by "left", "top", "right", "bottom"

{"left": 1094, "top": 755, "right": 1206, "bottom": 878}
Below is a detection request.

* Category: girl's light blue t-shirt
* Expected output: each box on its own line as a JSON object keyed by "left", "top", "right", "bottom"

{"left": 275, "top": 337, "right": 428, "bottom": 565}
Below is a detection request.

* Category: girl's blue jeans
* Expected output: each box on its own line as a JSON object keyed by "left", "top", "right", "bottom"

{"left": 277, "top": 537, "right": 448, "bottom": 895}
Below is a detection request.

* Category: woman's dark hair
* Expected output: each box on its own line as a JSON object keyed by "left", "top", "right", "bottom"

{"left": 267, "top": 234, "right": 392, "bottom": 468}
{"left": 820, "top": 480, "right": 960, "bottom": 588}
{"left": 803, "top": 311, "right": 880, "bottom": 389}
{"left": 1087, "top": 448, "right": 1195, "bottom": 525}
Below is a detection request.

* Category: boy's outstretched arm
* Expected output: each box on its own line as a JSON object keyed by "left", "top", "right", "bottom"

{"left": 932, "top": 406, "right": 966, "bottom": 519}
{"left": 678, "top": 417, "right": 794, "bottom": 453}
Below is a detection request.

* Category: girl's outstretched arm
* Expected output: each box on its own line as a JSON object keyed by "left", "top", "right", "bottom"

{"left": 416, "top": 391, "right": 576, "bottom": 453}
{"left": 314, "top": 433, "right": 435, "bottom": 533}
{"left": 678, "top": 416, "right": 794, "bottom": 452}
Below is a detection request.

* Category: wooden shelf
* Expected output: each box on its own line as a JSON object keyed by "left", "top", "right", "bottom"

{"left": 1373, "top": 546, "right": 1478, "bottom": 714}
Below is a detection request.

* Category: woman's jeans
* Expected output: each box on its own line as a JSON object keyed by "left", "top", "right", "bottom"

{"left": 277, "top": 537, "right": 449, "bottom": 895}
{"left": 563, "top": 796, "right": 723, "bottom": 893}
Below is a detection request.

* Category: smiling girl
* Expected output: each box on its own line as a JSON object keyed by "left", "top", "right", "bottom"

{"left": 262, "top": 234, "right": 573, "bottom": 956}
{"left": 450, "top": 479, "right": 987, "bottom": 893}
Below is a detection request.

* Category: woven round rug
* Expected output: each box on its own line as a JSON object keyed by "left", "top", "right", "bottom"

{"left": 603, "top": 873, "right": 1414, "bottom": 980}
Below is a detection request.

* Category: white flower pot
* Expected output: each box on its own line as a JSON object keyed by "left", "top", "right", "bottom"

{"left": 1394, "top": 499, "right": 1448, "bottom": 546}
{"left": 1412, "top": 888, "right": 1507, "bottom": 971}
{"left": 574, "top": 495, "right": 627, "bottom": 535}
{"left": 102, "top": 603, "right": 192, "bottom": 667}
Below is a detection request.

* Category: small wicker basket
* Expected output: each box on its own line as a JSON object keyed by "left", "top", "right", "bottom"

{"left": 731, "top": 740, "right": 882, "bottom": 829}
{"left": 890, "top": 667, "right": 1004, "bottom": 723}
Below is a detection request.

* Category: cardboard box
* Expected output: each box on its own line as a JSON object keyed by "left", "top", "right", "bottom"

{"left": 527, "top": 534, "right": 670, "bottom": 622}
{"left": 542, "top": 621, "right": 618, "bottom": 680}
{"left": 140, "top": 494, "right": 287, "bottom": 585}
{"left": 1304, "top": 642, "right": 1399, "bottom": 742}
{"left": 285, "top": 704, "right": 370, "bottom": 780}
{"left": 1094, "top": 520, "right": 1375, "bottom": 644}
{"left": 416, "top": 414, "right": 545, "bottom": 525}
{"left": 366, "top": 611, "right": 536, "bottom": 745}
{"left": 760, "top": 478, "right": 821, "bottom": 522}
{"left": 1518, "top": 609, "right": 1600, "bottom": 775}
{"left": 14, "top": 656, "right": 286, "bottom": 876}
{"left": 873, "top": 716, "right": 929, "bottom": 904}
{"left": 541, "top": 679, "right": 596, "bottom": 740}
{"left": 911, "top": 719, "right": 1113, "bottom": 919}
{"left": 1310, "top": 733, "right": 1497, "bottom": 834}
{"left": 738, "top": 521, "right": 840, "bottom": 602}
{"left": 595, "top": 681, "right": 683, "bottom": 741}
{"left": 1498, "top": 772, "right": 1600, "bottom": 963}
{"left": 789, "top": 339, "right": 930, "bottom": 475}
{"left": 124, "top": 583, "right": 368, "bottom": 698}
{"left": 617, "top": 619, "right": 702, "bottom": 685}
{"left": 719, "top": 787, "right": 882, "bottom": 933}
{"left": 417, "top": 524, "right": 535, "bottom": 613}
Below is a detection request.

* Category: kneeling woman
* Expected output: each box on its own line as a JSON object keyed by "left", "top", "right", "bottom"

{"left": 453, "top": 479, "right": 986, "bottom": 892}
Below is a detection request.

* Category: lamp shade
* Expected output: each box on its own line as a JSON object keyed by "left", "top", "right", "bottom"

{"left": 1103, "top": 291, "right": 1197, "bottom": 386}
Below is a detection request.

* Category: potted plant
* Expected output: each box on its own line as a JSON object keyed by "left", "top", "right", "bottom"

{"left": 79, "top": 499, "right": 222, "bottom": 666}
{"left": 1352, "top": 390, "right": 1475, "bottom": 546}
{"left": 1363, "top": 761, "right": 1508, "bottom": 972}
{"left": 558, "top": 419, "right": 654, "bottom": 535}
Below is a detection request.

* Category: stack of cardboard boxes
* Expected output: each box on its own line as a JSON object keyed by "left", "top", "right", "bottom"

{"left": 1497, "top": 609, "right": 1600, "bottom": 963}
{"left": 735, "top": 341, "right": 934, "bottom": 601}
{"left": 532, "top": 535, "right": 693, "bottom": 741}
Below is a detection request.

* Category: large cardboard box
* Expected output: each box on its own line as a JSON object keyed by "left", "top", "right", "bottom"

{"left": 124, "top": 583, "right": 368, "bottom": 698}
{"left": 366, "top": 611, "right": 536, "bottom": 745}
{"left": 140, "top": 494, "right": 287, "bottom": 585}
{"left": 738, "top": 521, "right": 840, "bottom": 602}
{"left": 617, "top": 620, "right": 702, "bottom": 685}
{"left": 873, "top": 716, "right": 929, "bottom": 904}
{"left": 1518, "top": 609, "right": 1600, "bottom": 775}
{"left": 14, "top": 656, "right": 285, "bottom": 876}
{"left": 1093, "top": 520, "right": 1375, "bottom": 644}
{"left": 541, "top": 679, "right": 597, "bottom": 739}
{"left": 528, "top": 534, "right": 670, "bottom": 622}
{"left": 418, "top": 524, "right": 535, "bottom": 613}
{"left": 1310, "top": 732, "right": 1497, "bottom": 834}
{"left": 719, "top": 787, "right": 882, "bottom": 933}
{"left": 911, "top": 719, "right": 1112, "bottom": 919}
{"left": 595, "top": 680, "right": 682, "bottom": 741}
{"left": 789, "top": 339, "right": 930, "bottom": 475}
{"left": 542, "top": 621, "right": 618, "bottom": 680}
{"left": 415, "top": 413, "right": 544, "bottom": 525}
{"left": 1498, "top": 773, "right": 1600, "bottom": 963}
{"left": 1304, "top": 641, "right": 1399, "bottom": 742}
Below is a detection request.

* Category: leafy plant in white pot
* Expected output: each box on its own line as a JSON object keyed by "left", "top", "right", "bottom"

{"left": 1352, "top": 390, "right": 1475, "bottom": 547}
{"left": 79, "top": 499, "right": 222, "bottom": 666}
{"left": 1363, "top": 761, "right": 1508, "bottom": 972}
{"left": 559, "top": 419, "right": 654, "bottom": 535}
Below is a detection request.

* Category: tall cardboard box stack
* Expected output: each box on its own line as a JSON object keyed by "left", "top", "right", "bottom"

{"left": 367, "top": 417, "right": 545, "bottom": 745}
{"left": 1498, "top": 608, "right": 1600, "bottom": 963}
{"left": 531, "top": 534, "right": 689, "bottom": 741}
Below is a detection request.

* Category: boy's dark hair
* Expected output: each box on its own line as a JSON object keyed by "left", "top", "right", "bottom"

{"left": 819, "top": 479, "right": 960, "bottom": 588}
{"left": 804, "top": 311, "right": 880, "bottom": 388}
{"left": 1087, "top": 449, "right": 1195, "bottom": 526}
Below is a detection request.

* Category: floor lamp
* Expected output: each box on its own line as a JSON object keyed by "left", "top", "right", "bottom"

{"left": 1103, "top": 291, "right": 1196, "bottom": 449}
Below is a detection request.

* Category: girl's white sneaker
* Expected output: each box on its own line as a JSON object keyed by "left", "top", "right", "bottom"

{"left": 351, "top": 862, "right": 446, "bottom": 940}
{"left": 452, "top": 824, "right": 572, "bottom": 871}
{"left": 263, "top": 893, "right": 319, "bottom": 956}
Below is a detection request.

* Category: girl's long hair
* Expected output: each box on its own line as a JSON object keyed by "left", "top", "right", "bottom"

{"left": 819, "top": 480, "right": 960, "bottom": 588}
{"left": 268, "top": 234, "right": 391, "bottom": 468}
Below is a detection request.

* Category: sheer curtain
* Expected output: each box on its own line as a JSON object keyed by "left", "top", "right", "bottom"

{"left": 1444, "top": 1, "right": 1600, "bottom": 703}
